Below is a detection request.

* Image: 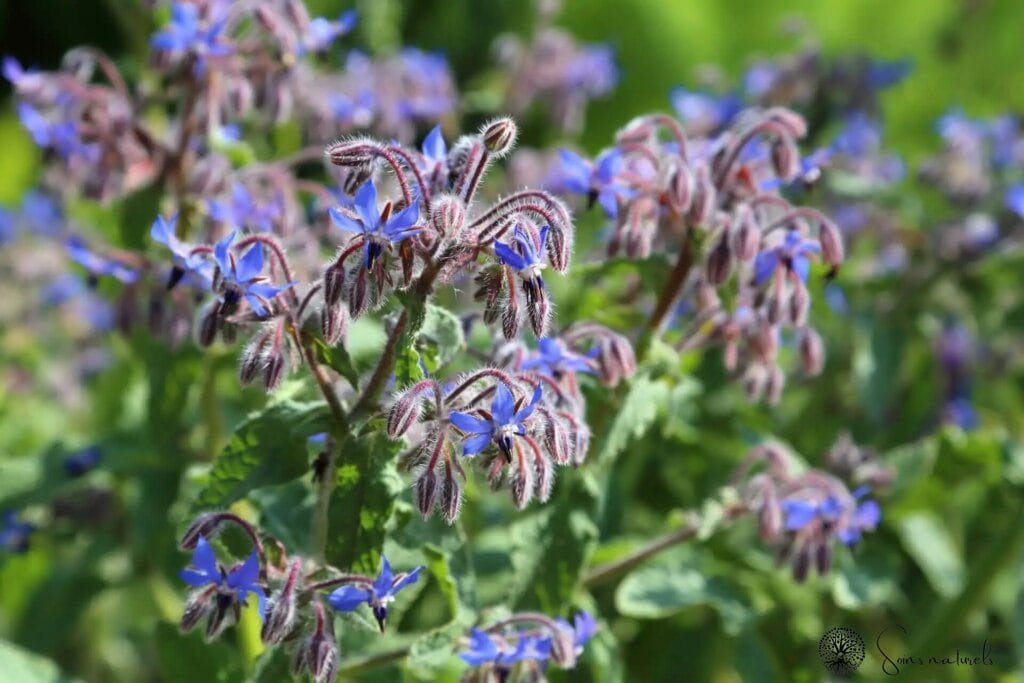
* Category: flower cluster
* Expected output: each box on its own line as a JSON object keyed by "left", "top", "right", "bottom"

{"left": 546, "top": 106, "right": 843, "bottom": 403}
{"left": 177, "top": 512, "right": 422, "bottom": 677}
{"left": 459, "top": 611, "right": 597, "bottom": 679}
{"left": 736, "top": 437, "right": 892, "bottom": 581}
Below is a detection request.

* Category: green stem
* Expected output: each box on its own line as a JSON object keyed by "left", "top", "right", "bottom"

{"left": 583, "top": 515, "right": 700, "bottom": 588}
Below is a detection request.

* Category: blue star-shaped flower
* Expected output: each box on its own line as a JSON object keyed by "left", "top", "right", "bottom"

{"left": 458, "top": 629, "right": 552, "bottom": 669}
{"left": 302, "top": 10, "right": 357, "bottom": 54}
{"left": 18, "top": 103, "right": 99, "bottom": 163}
{"left": 753, "top": 230, "right": 821, "bottom": 285}
{"left": 150, "top": 2, "right": 232, "bottom": 75}
{"left": 520, "top": 338, "right": 596, "bottom": 379}
{"left": 669, "top": 87, "right": 743, "bottom": 133}
{"left": 213, "top": 231, "right": 294, "bottom": 316}
{"left": 151, "top": 214, "right": 213, "bottom": 290}
{"left": 494, "top": 225, "right": 551, "bottom": 307}
{"left": 208, "top": 184, "right": 282, "bottom": 233}
{"left": 556, "top": 148, "right": 634, "bottom": 218}
{"left": 63, "top": 446, "right": 101, "bottom": 477}
{"left": 179, "top": 535, "right": 267, "bottom": 620}
{"left": 66, "top": 237, "right": 139, "bottom": 283}
{"left": 328, "top": 179, "right": 421, "bottom": 268}
{"left": 0, "top": 510, "right": 34, "bottom": 554}
{"left": 327, "top": 554, "right": 424, "bottom": 631}
{"left": 449, "top": 383, "right": 543, "bottom": 459}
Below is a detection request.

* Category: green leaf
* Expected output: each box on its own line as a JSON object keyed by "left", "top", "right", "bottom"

{"left": 326, "top": 429, "right": 405, "bottom": 573}
{"left": 615, "top": 563, "right": 753, "bottom": 634}
{"left": 896, "top": 513, "right": 965, "bottom": 598}
{"left": 404, "top": 622, "right": 467, "bottom": 681}
{"left": 251, "top": 479, "right": 315, "bottom": 556}
{"left": 509, "top": 470, "right": 600, "bottom": 611}
{"left": 0, "top": 638, "right": 82, "bottom": 683}
{"left": 315, "top": 339, "right": 362, "bottom": 391}
{"left": 597, "top": 374, "right": 671, "bottom": 465}
{"left": 418, "top": 304, "right": 466, "bottom": 371}
{"left": 191, "top": 401, "right": 328, "bottom": 513}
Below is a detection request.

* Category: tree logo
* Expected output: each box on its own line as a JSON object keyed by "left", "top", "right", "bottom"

{"left": 819, "top": 626, "right": 866, "bottom": 677}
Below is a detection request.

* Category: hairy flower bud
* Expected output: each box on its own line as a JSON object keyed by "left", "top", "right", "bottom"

{"left": 533, "top": 452, "right": 554, "bottom": 503}
{"left": 770, "top": 137, "right": 801, "bottom": 182}
{"left": 180, "top": 591, "right": 213, "bottom": 633}
{"left": 321, "top": 304, "right": 348, "bottom": 346}
{"left": 730, "top": 205, "right": 760, "bottom": 262}
{"left": 440, "top": 469, "right": 462, "bottom": 524}
{"left": 788, "top": 280, "right": 810, "bottom": 327}
{"left": 387, "top": 387, "right": 426, "bottom": 439}
{"left": 705, "top": 236, "right": 733, "bottom": 286}
{"left": 481, "top": 117, "right": 518, "bottom": 156}
{"left": 323, "top": 262, "right": 346, "bottom": 307}
{"left": 198, "top": 304, "right": 220, "bottom": 347}
{"left": 326, "top": 138, "right": 377, "bottom": 167}
{"left": 510, "top": 467, "right": 533, "bottom": 509}
{"left": 262, "top": 559, "right": 301, "bottom": 645}
{"left": 818, "top": 219, "right": 845, "bottom": 267}
{"left": 666, "top": 164, "right": 694, "bottom": 216}
{"left": 263, "top": 350, "right": 286, "bottom": 392}
{"left": 348, "top": 269, "right": 369, "bottom": 318}
{"left": 431, "top": 194, "right": 466, "bottom": 239}
{"left": 415, "top": 468, "right": 438, "bottom": 517}
{"left": 765, "top": 365, "right": 785, "bottom": 405}
{"left": 798, "top": 328, "right": 825, "bottom": 376}
{"left": 179, "top": 513, "right": 224, "bottom": 550}
{"left": 766, "top": 107, "right": 808, "bottom": 140}
{"left": 758, "top": 485, "right": 783, "bottom": 541}
{"left": 687, "top": 164, "right": 716, "bottom": 226}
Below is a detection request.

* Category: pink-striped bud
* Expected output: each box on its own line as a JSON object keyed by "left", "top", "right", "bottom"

{"left": 502, "top": 292, "right": 522, "bottom": 340}
{"left": 765, "top": 365, "right": 785, "bottom": 405}
{"left": 261, "top": 559, "right": 301, "bottom": 645}
{"left": 326, "top": 138, "right": 377, "bottom": 167}
{"left": 818, "top": 219, "right": 845, "bottom": 267}
{"left": 766, "top": 108, "right": 808, "bottom": 140}
{"left": 481, "top": 117, "right": 518, "bottom": 156}
{"left": 687, "top": 164, "right": 716, "bottom": 226}
{"left": 533, "top": 453, "right": 554, "bottom": 503}
{"left": 666, "top": 164, "right": 694, "bottom": 216}
{"left": 387, "top": 389, "right": 423, "bottom": 438}
{"left": 770, "top": 137, "right": 801, "bottom": 182}
{"left": 348, "top": 269, "right": 369, "bottom": 318}
{"left": 440, "top": 470, "right": 462, "bottom": 524}
{"left": 263, "top": 351, "right": 287, "bottom": 392}
{"left": 321, "top": 304, "right": 348, "bottom": 346}
{"left": 798, "top": 328, "right": 825, "bottom": 377}
{"left": 323, "top": 262, "right": 346, "bottom": 306}
{"left": 788, "top": 280, "right": 810, "bottom": 327}
{"left": 180, "top": 591, "right": 213, "bottom": 633}
{"left": 705, "top": 236, "right": 733, "bottom": 286}
{"left": 415, "top": 469, "right": 437, "bottom": 517}
{"left": 510, "top": 467, "right": 533, "bottom": 509}
{"left": 730, "top": 205, "right": 761, "bottom": 262}
{"left": 431, "top": 194, "right": 466, "bottom": 239}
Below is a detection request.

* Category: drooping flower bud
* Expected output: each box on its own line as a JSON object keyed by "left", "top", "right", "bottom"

{"left": 687, "top": 164, "right": 716, "bottom": 226}
{"left": 705, "top": 236, "right": 733, "bottom": 286}
{"left": 261, "top": 558, "right": 301, "bottom": 645}
{"left": 788, "top": 280, "right": 810, "bottom": 327}
{"left": 197, "top": 304, "right": 220, "bottom": 347}
{"left": 326, "top": 137, "right": 377, "bottom": 167}
{"left": 533, "top": 452, "right": 554, "bottom": 503}
{"left": 387, "top": 388, "right": 424, "bottom": 438}
{"left": 323, "top": 261, "right": 346, "bottom": 307}
{"left": 415, "top": 468, "right": 438, "bottom": 517}
{"left": 321, "top": 304, "right": 348, "bottom": 346}
{"left": 818, "top": 218, "right": 845, "bottom": 267}
{"left": 179, "top": 513, "right": 224, "bottom": 550}
{"left": 180, "top": 590, "right": 214, "bottom": 633}
{"left": 440, "top": 468, "right": 462, "bottom": 524}
{"left": 730, "top": 204, "right": 760, "bottom": 262}
{"left": 798, "top": 328, "right": 825, "bottom": 377}
{"left": 431, "top": 194, "right": 466, "bottom": 240}
{"left": 263, "top": 349, "right": 287, "bottom": 392}
{"left": 666, "top": 164, "right": 694, "bottom": 216}
{"left": 770, "top": 137, "right": 801, "bottom": 183}
{"left": 481, "top": 117, "right": 518, "bottom": 156}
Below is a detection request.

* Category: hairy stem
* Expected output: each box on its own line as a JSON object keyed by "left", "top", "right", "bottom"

{"left": 582, "top": 514, "right": 700, "bottom": 587}
{"left": 645, "top": 225, "right": 694, "bottom": 338}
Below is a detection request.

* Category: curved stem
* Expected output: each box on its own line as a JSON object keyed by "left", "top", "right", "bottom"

{"left": 645, "top": 224, "right": 694, "bottom": 339}
{"left": 582, "top": 514, "right": 700, "bottom": 588}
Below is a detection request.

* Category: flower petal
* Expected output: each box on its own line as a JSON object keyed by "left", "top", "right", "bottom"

{"left": 328, "top": 206, "right": 365, "bottom": 234}
{"left": 327, "top": 585, "right": 371, "bottom": 612}
{"left": 449, "top": 411, "right": 491, "bottom": 435}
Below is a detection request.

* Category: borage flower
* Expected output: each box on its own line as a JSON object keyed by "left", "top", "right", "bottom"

{"left": 213, "top": 231, "right": 294, "bottom": 316}
{"left": 302, "top": 9, "right": 357, "bottom": 54}
{"left": 178, "top": 535, "right": 266, "bottom": 638}
{"left": 520, "top": 337, "right": 596, "bottom": 380}
{"left": 151, "top": 214, "right": 213, "bottom": 290}
{"left": 150, "top": 2, "right": 232, "bottom": 75}
{"left": 64, "top": 446, "right": 101, "bottom": 477}
{"left": 327, "top": 554, "right": 423, "bottom": 632}
{"left": 449, "top": 383, "right": 542, "bottom": 461}
{"left": 494, "top": 225, "right": 549, "bottom": 307}
{"left": 66, "top": 237, "right": 138, "bottom": 284}
{"left": 556, "top": 148, "right": 634, "bottom": 217}
{"left": 1, "top": 510, "right": 34, "bottom": 554}
{"left": 753, "top": 230, "right": 821, "bottom": 285}
{"left": 328, "top": 179, "right": 421, "bottom": 268}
